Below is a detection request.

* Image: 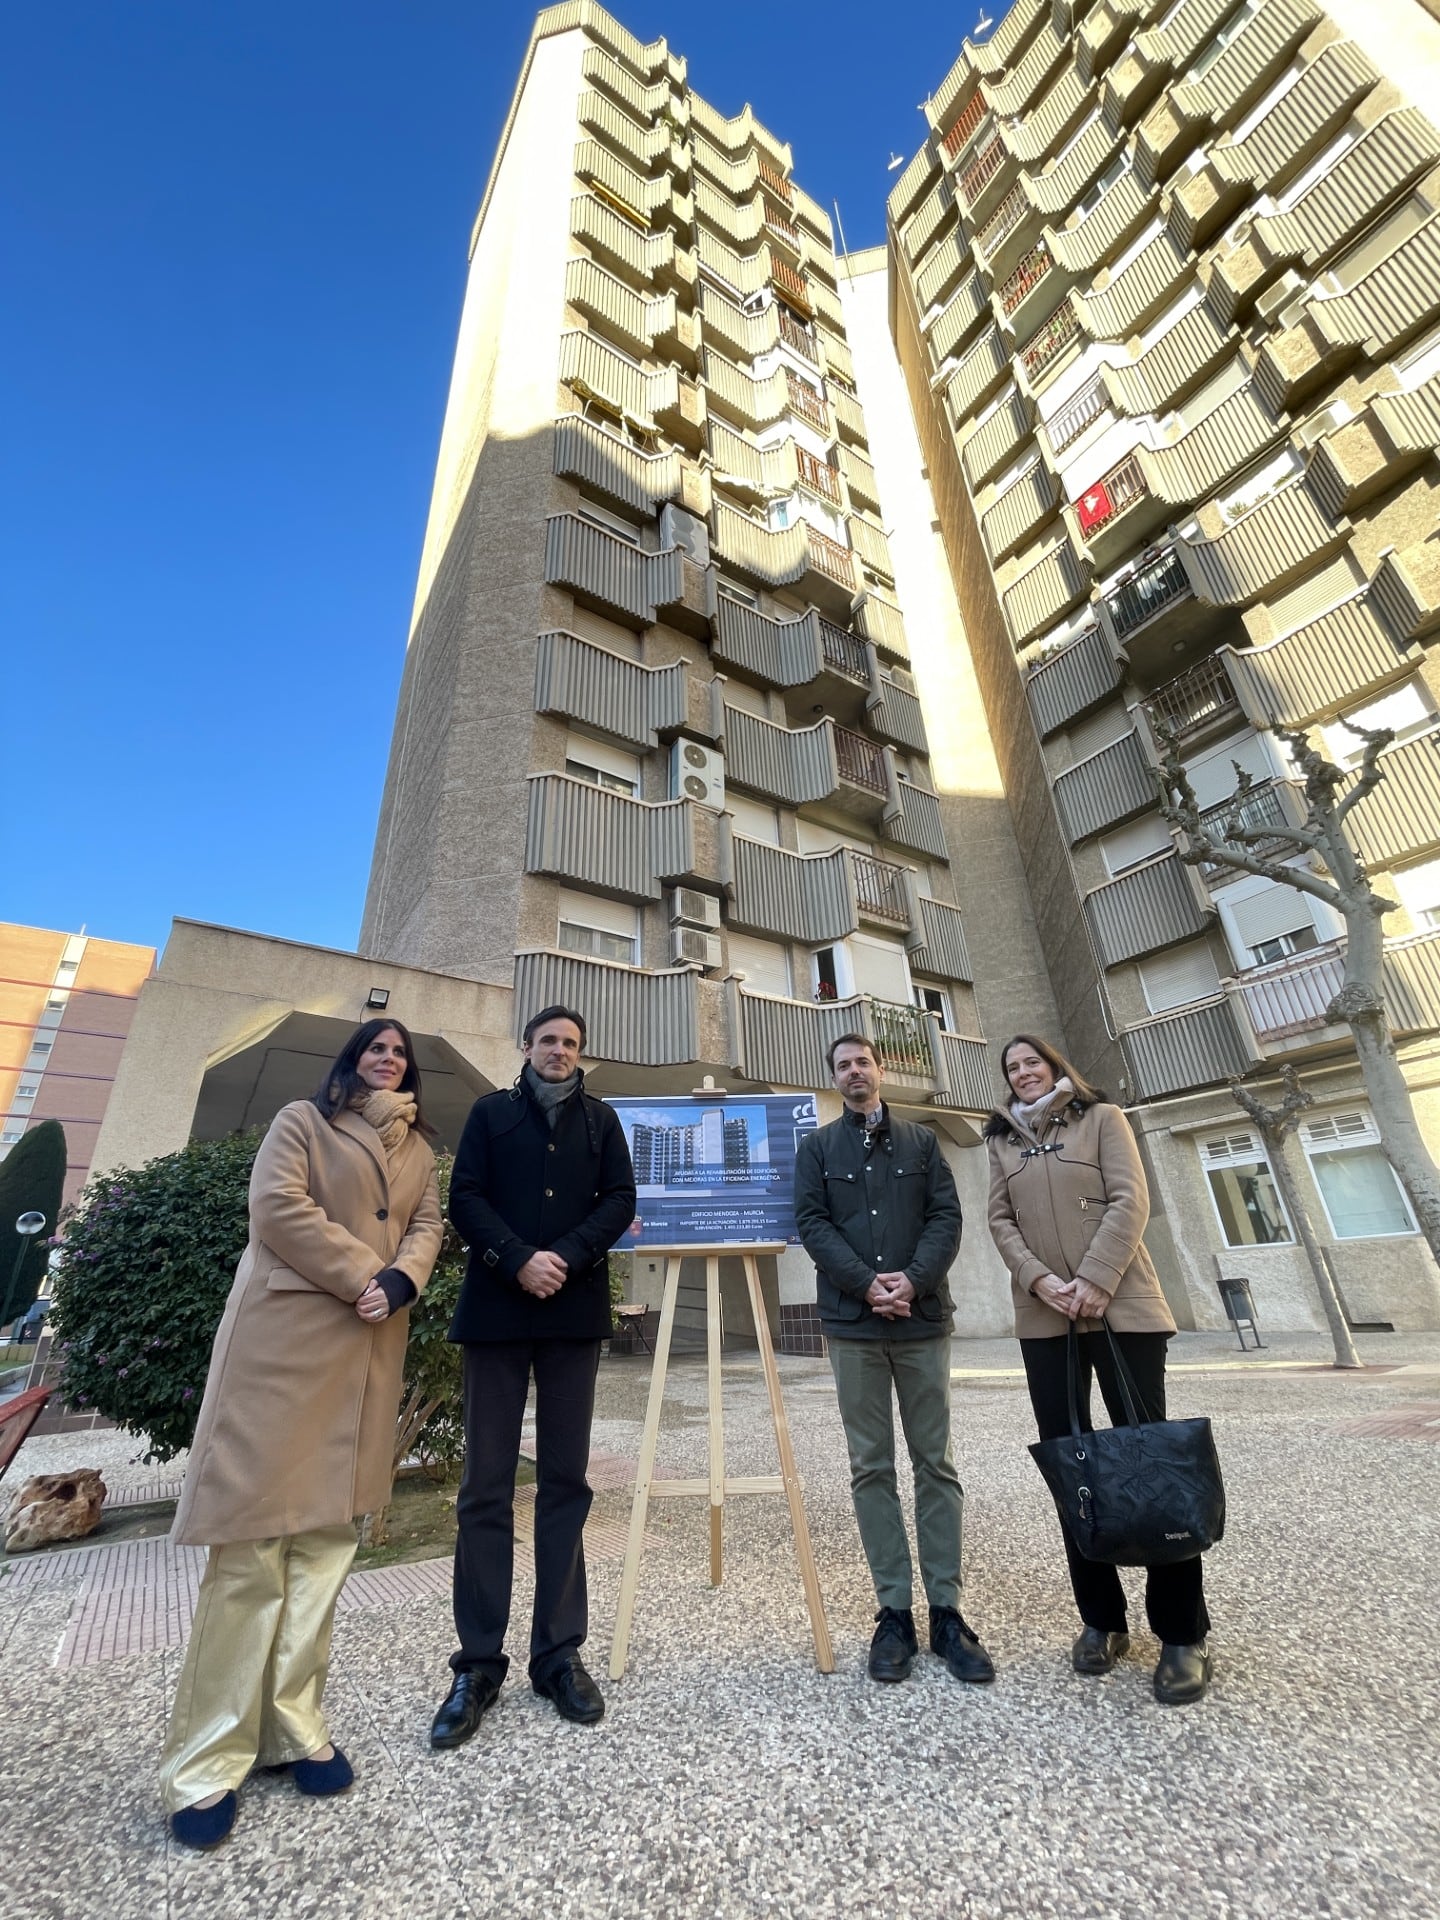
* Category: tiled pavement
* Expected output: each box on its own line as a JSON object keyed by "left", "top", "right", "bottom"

{"left": 2, "top": 1331, "right": 1439, "bottom": 1920}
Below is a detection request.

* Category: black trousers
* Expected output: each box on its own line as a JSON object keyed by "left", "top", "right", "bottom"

{"left": 451, "top": 1339, "right": 601, "bottom": 1684}
{"left": 1020, "top": 1331, "right": 1210, "bottom": 1647}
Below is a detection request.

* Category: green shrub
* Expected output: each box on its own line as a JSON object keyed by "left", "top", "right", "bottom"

{"left": 392, "top": 1152, "right": 466, "bottom": 1475}
{"left": 51, "top": 1134, "right": 258, "bottom": 1462}
{"left": 0, "top": 1118, "right": 68, "bottom": 1322}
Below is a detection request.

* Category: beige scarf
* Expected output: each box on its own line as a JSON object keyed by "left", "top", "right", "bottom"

{"left": 350, "top": 1087, "right": 417, "bottom": 1162}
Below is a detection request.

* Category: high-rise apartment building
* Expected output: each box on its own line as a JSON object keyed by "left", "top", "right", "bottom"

{"left": 360, "top": 0, "right": 989, "bottom": 1120}
{"left": 888, "top": 0, "right": 1440, "bottom": 1324}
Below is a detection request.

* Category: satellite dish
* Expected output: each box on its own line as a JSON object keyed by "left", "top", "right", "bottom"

{"left": 887, "top": 152, "right": 905, "bottom": 170}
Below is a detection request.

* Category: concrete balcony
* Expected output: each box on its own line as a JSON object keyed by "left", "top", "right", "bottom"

{"left": 956, "top": 132, "right": 1019, "bottom": 226}
{"left": 850, "top": 851, "right": 917, "bottom": 931}
{"left": 1237, "top": 930, "right": 1440, "bottom": 1053}
{"left": 723, "top": 706, "right": 893, "bottom": 823}
{"left": 884, "top": 781, "right": 951, "bottom": 862}
{"left": 1049, "top": 172, "right": 1157, "bottom": 276}
{"left": 848, "top": 514, "right": 896, "bottom": 585}
{"left": 911, "top": 896, "right": 973, "bottom": 983}
{"left": 1025, "top": 118, "right": 1114, "bottom": 219}
{"left": 553, "top": 414, "right": 682, "bottom": 515}
{"left": 1170, "top": 0, "right": 1322, "bottom": 138}
{"left": 1015, "top": 298, "right": 1086, "bottom": 393}
{"left": 982, "top": 462, "right": 1060, "bottom": 567}
{"left": 1024, "top": 623, "right": 1120, "bottom": 738}
{"left": 1179, "top": 479, "right": 1349, "bottom": 607}
{"left": 829, "top": 384, "right": 869, "bottom": 450}
{"left": 711, "top": 594, "right": 870, "bottom": 693}
{"left": 545, "top": 514, "right": 703, "bottom": 631}
{"left": 886, "top": 143, "right": 938, "bottom": 231}
{"left": 1192, "top": 778, "right": 1308, "bottom": 879}
{"left": 933, "top": 64, "right": 985, "bottom": 149}
{"left": 1100, "top": 304, "right": 1235, "bottom": 418}
{"left": 1122, "top": 995, "right": 1256, "bottom": 1097}
{"left": 996, "top": 240, "right": 1070, "bottom": 341}
{"left": 1306, "top": 377, "right": 1440, "bottom": 519}
{"left": 565, "top": 258, "right": 686, "bottom": 366}
{"left": 867, "top": 673, "right": 929, "bottom": 755}
{"left": 693, "top": 175, "right": 777, "bottom": 252}
{"left": 533, "top": 629, "right": 688, "bottom": 751}
{"left": 694, "top": 227, "right": 771, "bottom": 299}
{"left": 525, "top": 774, "right": 703, "bottom": 903}
{"left": 727, "top": 838, "right": 858, "bottom": 946}
{"left": 1100, "top": 36, "right": 1171, "bottom": 131}
{"left": 1098, "top": 546, "right": 1195, "bottom": 651}
{"left": 960, "top": 388, "right": 1033, "bottom": 490}
{"left": 809, "top": 277, "right": 846, "bottom": 336}
{"left": 1001, "top": 58, "right": 1092, "bottom": 169}
{"left": 943, "top": 326, "right": 1011, "bottom": 428}
{"left": 974, "top": 183, "right": 1044, "bottom": 284}
{"left": 1371, "top": 533, "right": 1440, "bottom": 646}
{"left": 702, "top": 349, "right": 792, "bottom": 432}
{"left": 1042, "top": 374, "right": 1110, "bottom": 462}
{"left": 928, "top": 270, "right": 990, "bottom": 368}
{"left": 935, "top": 1032, "right": 994, "bottom": 1112}
{"left": 903, "top": 178, "right": 959, "bottom": 267}
{"left": 1054, "top": 728, "right": 1158, "bottom": 843}
{"left": 915, "top": 230, "right": 975, "bottom": 317}
{"left": 981, "top": 13, "right": 1067, "bottom": 120}
{"left": 791, "top": 182, "right": 833, "bottom": 247}
{"left": 1079, "top": 0, "right": 1151, "bottom": 84}
{"left": 731, "top": 986, "right": 954, "bottom": 1099}
{"left": 1084, "top": 850, "right": 1211, "bottom": 966}
{"left": 817, "top": 326, "right": 854, "bottom": 385}
{"left": 837, "top": 443, "right": 882, "bottom": 517}
{"left": 579, "top": 45, "right": 675, "bottom": 124}
{"left": 1207, "top": 39, "right": 1379, "bottom": 201}
{"left": 1248, "top": 111, "right": 1440, "bottom": 283}
{"left": 710, "top": 501, "right": 856, "bottom": 609}
{"left": 574, "top": 139, "right": 687, "bottom": 238}
{"left": 690, "top": 131, "right": 768, "bottom": 202}
{"left": 559, "top": 331, "right": 705, "bottom": 450}
{"left": 967, "top": 0, "right": 1047, "bottom": 78}
{"left": 1074, "top": 230, "right": 1193, "bottom": 342}
{"left": 697, "top": 283, "right": 783, "bottom": 364}
{"left": 1348, "top": 732, "right": 1440, "bottom": 871}
{"left": 515, "top": 950, "right": 698, "bottom": 1067}
{"left": 852, "top": 590, "right": 910, "bottom": 664}
{"left": 1002, "top": 535, "right": 1094, "bottom": 646}
{"left": 1224, "top": 589, "right": 1418, "bottom": 729}
{"left": 687, "top": 93, "right": 790, "bottom": 172}
{"left": 1072, "top": 451, "right": 1166, "bottom": 568}
{"left": 571, "top": 193, "right": 689, "bottom": 294}
{"left": 578, "top": 86, "right": 675, "bottom": 173}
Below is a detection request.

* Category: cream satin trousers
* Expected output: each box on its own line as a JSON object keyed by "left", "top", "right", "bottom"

{"left": 159, "top": 1524, "right": 357, "bottom": 1812}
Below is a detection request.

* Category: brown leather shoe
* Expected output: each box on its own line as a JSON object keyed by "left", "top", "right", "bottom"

{"left": 1072, "top": 1626, "right": 1130, "bottom": 1675}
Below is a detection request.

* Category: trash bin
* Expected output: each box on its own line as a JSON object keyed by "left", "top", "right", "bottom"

{"left": 1217, "top": 1276, "right": 1265, "bottom": 1351}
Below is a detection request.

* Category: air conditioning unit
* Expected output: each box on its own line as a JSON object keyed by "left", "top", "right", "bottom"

{"left": 670, "top": 926, "right": 723, "bottom": 969}
{"left": 668, "top": 887, "right": 722, "bottom": 930}
{"left": 669, "top": 738, "right": 725, "bottom": 809}
{"left": 660, "top": 503, "right": 711, "bottom": 567}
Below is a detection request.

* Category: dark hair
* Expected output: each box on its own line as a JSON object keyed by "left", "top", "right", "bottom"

{"left": 522, "top": 1004, "right": 588, "bottom": 1049}
{"left": 826, "top": 1031, "right": 877, "bottom": 1073}
{"left": 983, "top": 1032, "right": 1106, "bottom": 1139}
{"left": 314, "top": 1018, "right": 435, "bottom": 1138}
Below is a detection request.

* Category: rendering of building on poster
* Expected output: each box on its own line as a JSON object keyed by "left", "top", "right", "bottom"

{"left": 606, "top": 1094, "right": 820, "bottom": 1247}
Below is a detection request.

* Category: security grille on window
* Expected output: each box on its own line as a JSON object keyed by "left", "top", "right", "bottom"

{"left": 1198, "top": 1128, "right": 1292, "bottom": 1248}
{"left": 1299, "top": 1110, "right": 1416, "bottom": 1240}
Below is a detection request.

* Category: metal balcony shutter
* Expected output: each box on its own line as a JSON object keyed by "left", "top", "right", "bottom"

{"left": 1138, "top": 940, "right": 1222, "bottom": 1013}
{"left": 1266, "top": 552, "right": 1366, "bottom": 638}
{"left": 1065, "top": 702, "right": 1133, "bottom": 764}
{"left": 1101, "top": 811, "right": 1173, "bottom": 876}
{"left": 1231, "top": 885, "right": 1314, "bottom": 947}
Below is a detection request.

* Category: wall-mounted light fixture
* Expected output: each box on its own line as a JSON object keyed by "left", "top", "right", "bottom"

{"left": 365, "top": 987, "right": 391, "bottom": 1011}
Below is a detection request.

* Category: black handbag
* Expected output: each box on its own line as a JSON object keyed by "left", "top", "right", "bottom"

{"left": 1027, "top": 1321, "right": 1226, "bottom": 1566}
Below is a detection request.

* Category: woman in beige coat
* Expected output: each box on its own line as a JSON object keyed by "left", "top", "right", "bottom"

{"left": 985, "top": 1033, "right": 1212, "bottom": 1706}
{"left": 161, "top": 1018, "right": 443, "bottom": 1849}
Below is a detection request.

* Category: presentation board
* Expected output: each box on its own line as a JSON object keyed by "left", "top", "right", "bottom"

{"left": 606, "top": 1092, "right": 820, "bottom": 1248}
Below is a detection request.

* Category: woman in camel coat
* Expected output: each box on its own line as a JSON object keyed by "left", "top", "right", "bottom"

{"left": 160, "top": 1018, "right": 443, "bottom": 1849}
{"left": 985, "top": 1033, "right": 1213, "bottom": 1707}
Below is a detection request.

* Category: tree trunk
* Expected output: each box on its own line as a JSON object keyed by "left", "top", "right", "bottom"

{"left": 1267, "top": 1131, "right": 1361, "bottom": 1369}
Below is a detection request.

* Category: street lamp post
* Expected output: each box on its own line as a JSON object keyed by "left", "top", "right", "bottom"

{"left": 3, "top": 1213, "right": 47, "bottom": 1342}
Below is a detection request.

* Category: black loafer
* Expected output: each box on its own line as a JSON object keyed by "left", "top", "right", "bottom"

{"left": 1073, "top": 1626, "right": 1130, "bottom": 1675}
{"left": 929, "top": 1606, "right": 996, "bottom": 1683}
{"left": 1154, "top": 1641, "right": 1212, "bottom": 1705}
{"left": 170, "top": 1790, "right": 237, "bottom": 1851}
{"left": 867, "top": 1606, "right": 919, "bottom": 1683}
{"left": 532, "top": 1656, "right": 605, "bottom": 1725}
{"left": 430, "top": 1670, "right": 501, "bottom": 1750}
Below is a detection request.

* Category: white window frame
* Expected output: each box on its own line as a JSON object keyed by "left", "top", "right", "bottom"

{"left": 1197, "top": 1128, "right": 1294, "bottom": 1248}
{"left": 913, "top": 983, "right": 952, "bottom": 1031}
{"left": 1299, "top": 1110, "right": 1418, "bottom": 1241}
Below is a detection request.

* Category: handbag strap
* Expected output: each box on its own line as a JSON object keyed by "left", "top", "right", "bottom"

{"left": 1099, "top": 1316, "right": 1154, "bottom": 1425}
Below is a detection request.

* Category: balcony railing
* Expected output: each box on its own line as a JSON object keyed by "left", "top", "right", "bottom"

{"left": 516, "top": 950, "right": 699, "bottom": 1067}
{"left": 1019, "top": 297, "right": 1080, "bottom": 380}
{"left": 785, "top": 370, "right": 829, "bottom": 431}
{"left": 976, "top": 183, "right": 1031, "bottom": 259}
{"left": 868, "top": 997, "right": 935, "bottom": 1077}
{"left": 819, "top": 617, "right": 870, "bottom": 682}
{"left": 1239, "top": 946, "right": 1347, "bottom": 1042}
{"left": 777, "top": 304, "right": 819, "bottom": 364}
{"left": 1104, "top": 546, "right": 1191, "bottom": 640}
{"left": 1143, "top": 656, "right": 1240, "bottom": 742}
{"left": 959, "top": 133, "right": 1007, "bottom": 204}
{"left": 851, "top": 852, "right": 910, "bottom": 923}
{"left": 942, "top": 92, "right": 989, "bottom": 159}
{"left": 998, "top": 239, "right": 1054, "bottom": 316}
{"left": 834, "top": 724, "right": 889, "bottom": 793}
{"left": 763, "top": 203, "right": 803, "bottom": 251}
{"left": 806, "top": 524, "right": 855, "bottom": 587}
{"left": 1194, "top": 780, "right": 1298, "bottom": 874}
{"left": 769, "top": 252, "right": 810, "bottom": 308}
{"left": 1076, "top": 451, "right": 1148, "bottom": 534}
{"left": 1046, "top": 375, "right": 1107, "bottom": 454}
{"left": 795, "top": 445, "right": 841, "bottom": 504}
{"left": 756, "top": 154, "right": 792, "bottom": 204}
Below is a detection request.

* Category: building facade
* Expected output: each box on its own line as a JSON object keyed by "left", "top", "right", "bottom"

{"left": 886, "top": 0, "right": 1440, "bottom": 1328}
{"left": 0, "top": 924, "right": 156, "bottom": 1208}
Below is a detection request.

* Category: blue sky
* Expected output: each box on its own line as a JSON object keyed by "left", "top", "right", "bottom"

{"left": 2, "top": 1, "right": 1007, "bottom": 955}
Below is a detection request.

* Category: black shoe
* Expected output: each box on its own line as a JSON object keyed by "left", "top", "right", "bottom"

{"left": 533, "top": 1656, "right": 605, "bottom": 1724}
{"left": 867, "top": 1606, "right": 919, "bottom": 1683}
{"left": 290, "top": 1746, "right": 354, "bottom": 1796}
{"left": 169, "top": 1791, "right": 238, "bottom": 1851}
{"left": 430, "top": 1671, "right": 501, "bottom": 1750}
{"left": 929, "top": 1606, "right": 996, "bottom": 1683}
{"left": 1154, "top": 1640, "right": 1212, "bottom": 1705}
{"left": 1072, "top": 1626, "right": 1130, "bottom": 1675}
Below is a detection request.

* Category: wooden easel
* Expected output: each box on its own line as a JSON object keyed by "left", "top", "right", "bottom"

{"left": 608, "top": 1241, "right": 834, "bottom": 1678}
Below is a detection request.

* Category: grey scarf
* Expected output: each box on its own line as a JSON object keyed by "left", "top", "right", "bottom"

{"left": 523, "top": 1062, "right": 582, "bottom": 1130}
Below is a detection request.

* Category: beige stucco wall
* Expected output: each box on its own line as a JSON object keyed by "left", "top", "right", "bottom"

{"left": 1323, "top": 0, "right": 1440, "bottom": 126}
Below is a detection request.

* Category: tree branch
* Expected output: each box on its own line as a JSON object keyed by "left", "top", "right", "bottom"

{"left": 1228, "top": 1064, "right": 1314, "bottom": 1142}
{"left": 1331, "top": 720, "right": 1396, "bottom": 826}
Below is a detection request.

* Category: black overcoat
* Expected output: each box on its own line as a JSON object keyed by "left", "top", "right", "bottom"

{"left": 447, "top": 1073, "right": 637, "bottom": 1343}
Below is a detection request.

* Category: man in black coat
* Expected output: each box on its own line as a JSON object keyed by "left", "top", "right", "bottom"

{"left": 429, "top": 1004, "right": 637, "bottom": 1748}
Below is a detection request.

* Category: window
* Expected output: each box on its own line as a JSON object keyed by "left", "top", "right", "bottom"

{"left": 577, "top": 503, "right": 639, "bottom": 544}
{"left": 1138, "top": 941, "right": 1222, "bottom": 1014}
{"left": 556, "top": 888, "right": 638, "bottom": 966}
{"left": 1186, "top": 0, "right": 1259, "bottom": 81}
{"left": 1394, "top": 856, "right": 1440, "bottom": 932}
{"left": 727, "top": 932, "right": 793, "bottom": 998}
{"left": 1300, "top": 1111, "right": 1416, "bottom": 1239}
{"left": 767, "top": 495, "right": 798, "bottom": 531}
{"left": 1100, "top": 813, "right": 1172, "bottom": 879}
{"left": 30, "top": 1039, "right": 52, "bottom": 1054}
{"left": 1198, "top": 1129, "right": 1292, "bottom": 1248}
{"left": 566, "top": 759, "right": 636, "bottom": 795}
{"left": 1, "top": 1131, "right": 21, "bottom": 1146}
{"left": 1074, "top": 154, "right": 1127, "bottom": 220}
{"left": 812, "top": 943, "right": 854, "bottom": 1002}
{"left": 16, "top": 1085, "right": 38, "bottom": 1100}
{"left": 716, "top": 577, "right": 759, "bottom": 608}
{"left": 57, "top": 958, "right": 79, "bottom": 973}
{"left": 1250, "top": 924, "right": 1320, "bottom": 967}
{"left": 914, "top": 985, "right": 951, "bottom": 1031}
{"left": 1326, "top": 681, "right": 1436, "bottom": 767}
{"left": 564, "top": 733, "right": 640, "bottom": 796}
{"left": 558, "top": 920, "right": 635, "bottom": 963}
{"left": 45, "top": 995, "right": 66, "bottom": 1012}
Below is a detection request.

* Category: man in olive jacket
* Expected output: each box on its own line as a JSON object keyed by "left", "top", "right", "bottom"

{"left": 795, "top": 1032, "right": 993, "bottom": 1686}
{"left": 429, "top": 1005, "right": 636, "bottom": 1750}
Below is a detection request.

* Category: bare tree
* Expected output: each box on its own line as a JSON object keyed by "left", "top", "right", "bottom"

{"left": 1156, "top": 719, "right": 1440, "bottom": 1295}
{"left": 1228, "top": 1067, "right": 1360, "bottom": 1369}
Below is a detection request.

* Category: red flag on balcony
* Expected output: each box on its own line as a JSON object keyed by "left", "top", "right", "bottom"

{"left": 1075, "top": 480, "right": 1114, "bottom": 533}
